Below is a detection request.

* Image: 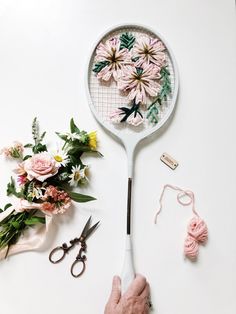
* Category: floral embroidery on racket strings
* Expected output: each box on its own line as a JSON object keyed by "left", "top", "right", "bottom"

{"left": 154, "top": 184, "right": 208, "bottom": 260}
{"left": 93, "top": 33, "right": 172, "bottom": 126}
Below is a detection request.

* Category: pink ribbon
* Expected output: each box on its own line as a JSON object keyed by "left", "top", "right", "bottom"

{"left": 0, "top": 206, "right": 52, "bottom": 260}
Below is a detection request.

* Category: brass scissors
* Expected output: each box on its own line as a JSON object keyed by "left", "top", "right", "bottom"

{"left": 49, "top": 216, "right": 99, "bottom": 278}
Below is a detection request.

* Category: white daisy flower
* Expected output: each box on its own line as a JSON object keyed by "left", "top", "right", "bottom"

{"left": 80, "top": 165, "right": 89, "bottom": 181}
{"left": 52, "top": 149, "right": 69, "bottom": 167}
{"left": 65, "top": 132, "right": 81, "bottom": 141}
{"left": 69, "top": 165, "right": 82, "bottom": 186}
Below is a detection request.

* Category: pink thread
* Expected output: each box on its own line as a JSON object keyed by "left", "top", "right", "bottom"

{"left": 154, "top": 184, "right": 208, "bottom": 260}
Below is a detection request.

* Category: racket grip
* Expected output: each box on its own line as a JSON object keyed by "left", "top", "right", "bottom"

{"left": 121, "top": 235, "right": 135, "bottom": 294}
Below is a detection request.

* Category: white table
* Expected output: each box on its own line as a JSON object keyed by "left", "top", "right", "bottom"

{"left": 0, "top": 1, "right": 235, "bottom": 313}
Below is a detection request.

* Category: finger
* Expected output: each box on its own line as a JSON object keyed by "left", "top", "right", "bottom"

{"left": 125, "top": 274, "right": 147, "bottom": 297}
{"left": 140, "top": 282, "right": 150, "bottom": 299}
{"left": 108, "top": 275, "right": 121, "bottom": 305}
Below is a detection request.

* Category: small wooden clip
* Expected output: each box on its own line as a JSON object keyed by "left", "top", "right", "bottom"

{"left": 160, "top": 153, "right": 178, "bottom": 170}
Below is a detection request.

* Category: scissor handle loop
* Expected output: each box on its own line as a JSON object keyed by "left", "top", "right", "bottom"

{"left": 71, "top": 259, "right": 86, "bottom": 278}
{"left": 49, "top": 246, "right": 67, "bottom": 264}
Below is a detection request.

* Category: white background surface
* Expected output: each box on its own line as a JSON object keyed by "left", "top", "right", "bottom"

{"left": 0, "top": 1, "right": 235, "bottom": 313}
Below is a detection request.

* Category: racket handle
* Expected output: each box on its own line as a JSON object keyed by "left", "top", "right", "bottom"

{"left": 121, "top": 234, "right": 135, "bottom": 294}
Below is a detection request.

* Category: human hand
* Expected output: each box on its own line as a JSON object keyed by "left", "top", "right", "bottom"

{"left": 104, "top": 274, "right": 151, "bottom": 314}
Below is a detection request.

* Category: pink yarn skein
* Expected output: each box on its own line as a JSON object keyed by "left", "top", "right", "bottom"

{"left": 184, "top": 216, "right": 208, "bottom": 260}
{"left": 154, "top": 184, "right": 209, "bottom": 261}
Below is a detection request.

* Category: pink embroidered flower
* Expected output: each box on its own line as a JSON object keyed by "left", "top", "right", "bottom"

{"left": 187, "top": 216, "right": 208, "bottom": 243}
{"left": 133, "top": 36, "right": 166, "bottom": 67}
{"left": 118, "top": 64, "right": 161, "bottom": 104}
{"left": 127, "top": 112, "right": 144, "bottom": 126}
{"left": 109, "top": 108, "right": 125, "bottom": 123}
{"left": 95, "top": 37, "right": 131, "bottom": 81}
{"left": 23, "top": 152, "right": 60, "bottom": 182}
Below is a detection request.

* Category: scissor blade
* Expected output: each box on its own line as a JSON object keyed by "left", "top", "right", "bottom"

{"left": 84, "top": 221, "right": 100, "bottom": 239}
{"left": 81, "top": 216, "right": 92, "bottom": 237}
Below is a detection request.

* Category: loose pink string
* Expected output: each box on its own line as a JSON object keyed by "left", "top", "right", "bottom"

{"left": 154, "top": 184, "right": 199, "bottom": 224}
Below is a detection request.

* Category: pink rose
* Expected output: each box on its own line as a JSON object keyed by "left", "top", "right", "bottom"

{"left": 24, "top": 152, "right": 59, "bottom": 182}
{"left": 187, "top": 216, "right": 208, "bottom": 243}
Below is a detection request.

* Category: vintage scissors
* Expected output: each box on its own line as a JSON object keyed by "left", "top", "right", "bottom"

{"left": 49, "top": 216, "right": 99, "bottom": 278}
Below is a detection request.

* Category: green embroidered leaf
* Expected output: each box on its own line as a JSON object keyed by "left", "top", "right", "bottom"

{"left": 93, "top": 61, "right": 110, "bottom": 73}
{"left": 146, "top": 104, "right": 159, "bottom": 124}
{"left": 159, "top": 67, "right": 172, "bottom": 101}
{"left": 132, "top": 57, "right": 139, "bottom": 62}
{"left": 120, "top": 33, "right": 135, "bottom": 50}
{"left": 136, "top": 67, "right": 143, "bottom": 76}
{"left": 24, "top": 143, "right": 33, "bottom": 148}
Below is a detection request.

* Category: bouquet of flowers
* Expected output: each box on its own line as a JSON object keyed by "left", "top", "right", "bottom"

{"left": 0, "top": 118, "right": 99, "bottom": 259}
{"left": 93, "top": 32, "right": 172, "bottom": 126}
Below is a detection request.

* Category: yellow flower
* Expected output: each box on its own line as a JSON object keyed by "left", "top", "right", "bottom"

{"left": 88, "top": 131, "right": 97, "bottom": 149}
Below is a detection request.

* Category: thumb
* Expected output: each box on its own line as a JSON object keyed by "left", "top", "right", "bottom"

{"left": 108, "top": 276, "right": 121, "bottom": 305}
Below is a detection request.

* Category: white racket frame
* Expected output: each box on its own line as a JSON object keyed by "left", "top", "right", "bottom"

{"left": 86, "top": 23, "right": 179, "bottom": 293}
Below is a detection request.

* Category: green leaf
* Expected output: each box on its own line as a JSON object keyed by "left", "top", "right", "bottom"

{"left": 70, "top": 118, "right": 80, "bottom": 134}
{"left": 68, "top": 144, "right": 95, "bottom": 155}
{"left": 11, "top": 221, "right": 20, "bottom": 229}
{"left": 7, "top": 177, "right": 23, "bottom": 198}
{"left": 32, "top": 117, "right": 38, "bottom": 143}
{"left": 24, "top": 143, "right": 33, "bottom": 148}
{"left": 4, "top": 203, "right": 12, "bottom": 211}
{"left": 120, "top": 33, "right": 135, "bottom": 50}
{"left": 40, "top": 131, "right": 46, "bottom": 142}
{"left": 93, "top": 61, "right": 110, "bottom": 73}
{"left": 32, "top": 143, "right": 47, "bottom": 154}
{"left": 67, "top": 191, "right": 96, "bottom": 203}
{"left": 25, "top": 216, "right": 45, "bottom": 225}
{"left": 23, "top": 154, "right": 32, "bottom": 161}
{"left": 55, "top": 132, "right": 68, "bottom": 141}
